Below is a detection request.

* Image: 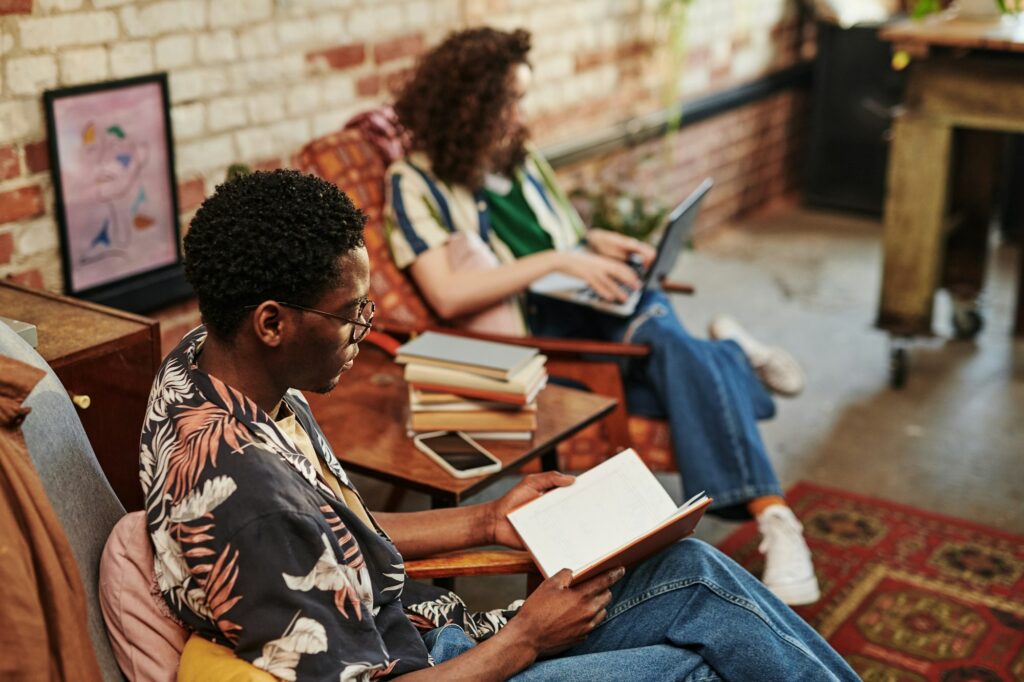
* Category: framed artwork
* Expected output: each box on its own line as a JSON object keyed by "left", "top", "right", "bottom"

{"left": 44, "top": 73, "right": 191, "bottom": 312}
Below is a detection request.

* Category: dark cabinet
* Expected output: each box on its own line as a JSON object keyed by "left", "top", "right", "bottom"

{"left": 805, "top": 21, "right": 907, "bottom": 215}
{"left": 0, "top": 281, "right": 160, "bottom": 511}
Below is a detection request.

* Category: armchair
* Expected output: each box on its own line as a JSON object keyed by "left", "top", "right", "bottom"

{"left": 295, "top": 109, "right": 679, "bottom": 473}
{"left": 0, "top": 319, "right": 540, "bottom": 680}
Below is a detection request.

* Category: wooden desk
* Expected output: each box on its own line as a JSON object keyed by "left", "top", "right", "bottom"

{"left": 878, "top": 17, "right": 1024, "bottom": 348}
{"left": 0, "top": 281, "right": 161, "bottom": 511}
{"left": 304, "top": 346, "right": 617, "bottom": 507}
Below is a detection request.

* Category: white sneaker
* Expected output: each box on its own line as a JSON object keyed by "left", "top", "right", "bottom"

{"left": 757, "top": 505, "right": 821, "bottom": 606}
{"left": 708, "top": 315, "right": 805, "bottom": 397}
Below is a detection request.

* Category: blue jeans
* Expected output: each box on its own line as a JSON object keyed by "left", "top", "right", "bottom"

{"left": 527, "top": 290, "right": 782, "bottom": 518}
{"left": 424, "top": 540, "right": 857, "bottom": 681}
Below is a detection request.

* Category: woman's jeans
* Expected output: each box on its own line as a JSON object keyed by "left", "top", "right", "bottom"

{"left": 424, "top": 540, "right": 857, "bottom": 681}
{"left": 527, "top": 290, "right": 782, "bottom": 517}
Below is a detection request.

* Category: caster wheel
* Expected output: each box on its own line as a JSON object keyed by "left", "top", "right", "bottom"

{"left": 952, "top": 307, "right": 983, "bottom": 340}
{"left": 889, "top": 346, "right": 908, "bottom": 389}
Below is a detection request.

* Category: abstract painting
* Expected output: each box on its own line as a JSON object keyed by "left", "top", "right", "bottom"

{"left": 45, "top": 74, "right": 182, "bottom": 299}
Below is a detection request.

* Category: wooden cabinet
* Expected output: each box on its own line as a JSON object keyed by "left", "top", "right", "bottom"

{"left": 0, "top": 281, "right": 160, "bottom": 511}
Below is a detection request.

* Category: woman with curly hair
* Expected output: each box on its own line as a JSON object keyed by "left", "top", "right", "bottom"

{"left": 386, "top": 28, "right": 819, "bottom": 607}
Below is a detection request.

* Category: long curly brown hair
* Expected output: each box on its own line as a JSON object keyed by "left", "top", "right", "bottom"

{"left": 394, "top": 27, "right": 531, "bottom": 188}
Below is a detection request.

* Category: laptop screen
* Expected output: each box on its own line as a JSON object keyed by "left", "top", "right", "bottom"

{"left": 640, "top": 178, "right": 713, "bottom": 288}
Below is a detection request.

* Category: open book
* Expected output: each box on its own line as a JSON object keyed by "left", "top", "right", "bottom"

{"left": 506, "top": 449, "right": 712, "bottom": 584}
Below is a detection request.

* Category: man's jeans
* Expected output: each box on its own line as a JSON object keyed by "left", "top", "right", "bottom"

{"left": 425, "top": 540, "right": 856, "bottom": 681}
{"left": 527, "top": 290, "right": 781, "bottom": 518}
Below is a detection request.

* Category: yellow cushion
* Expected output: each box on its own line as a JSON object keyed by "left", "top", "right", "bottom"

{"left": 177, "top": 634, "right": 278, "bottom": 682}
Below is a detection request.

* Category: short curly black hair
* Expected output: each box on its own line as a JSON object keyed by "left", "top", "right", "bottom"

{"left": 183, "top": 170, "right": 366, "bottom": 339}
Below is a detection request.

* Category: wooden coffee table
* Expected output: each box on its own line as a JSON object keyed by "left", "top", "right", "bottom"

{"left": 304, "top": 345, "right": 617, "bottom": 508}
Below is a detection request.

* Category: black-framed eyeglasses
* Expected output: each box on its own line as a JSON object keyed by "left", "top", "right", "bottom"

{"left": 246, "top": 298, "right": 375, "bottom": 345}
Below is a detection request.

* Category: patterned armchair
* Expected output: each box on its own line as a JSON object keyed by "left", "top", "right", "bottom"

{"left": 294, "top": 109, "right": 674, "bottom": 473}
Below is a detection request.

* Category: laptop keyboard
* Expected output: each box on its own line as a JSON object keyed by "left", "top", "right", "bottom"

{"left": 578, "top": 257, "right": 645, "bottom": 302}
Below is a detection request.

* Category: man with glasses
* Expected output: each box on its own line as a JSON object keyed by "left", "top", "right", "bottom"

{"left": 146, "top": 170, "right": 855, "bottom": 681}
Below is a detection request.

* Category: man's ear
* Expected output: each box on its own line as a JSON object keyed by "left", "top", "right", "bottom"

{"left": 249, "top": 301, "right": 287, "bottom": 348}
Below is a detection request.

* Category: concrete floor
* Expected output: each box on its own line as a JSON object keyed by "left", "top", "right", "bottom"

{"left": 353, "top": 202, "right": 1024, "bottom": 608}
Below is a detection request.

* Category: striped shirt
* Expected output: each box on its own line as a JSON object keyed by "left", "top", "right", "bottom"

{"left": 385, "top": 149, "right": 585, "bottom": 271}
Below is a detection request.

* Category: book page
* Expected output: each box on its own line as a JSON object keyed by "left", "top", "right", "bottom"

{"left": 506, "top": 450, "right": 677, "bottom": 577}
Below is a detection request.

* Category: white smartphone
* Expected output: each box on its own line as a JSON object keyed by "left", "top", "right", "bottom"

{"left": 413, "top": 431, "right": 502, "bottom": 479}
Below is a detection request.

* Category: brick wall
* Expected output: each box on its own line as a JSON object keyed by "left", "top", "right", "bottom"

{"left": 0, "top": 0, "right": 809, "bottom": 347}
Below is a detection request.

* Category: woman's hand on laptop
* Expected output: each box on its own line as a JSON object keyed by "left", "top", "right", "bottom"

{"left": 585, "top": 228, "right": 656, "bottom": 268}
{"left": 558, "top": 250, "right": 640, "bottom": 302}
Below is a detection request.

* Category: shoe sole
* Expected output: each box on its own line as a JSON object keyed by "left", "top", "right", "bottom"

{"left": 765, "top": 577, "right": 821, "bottom": 606}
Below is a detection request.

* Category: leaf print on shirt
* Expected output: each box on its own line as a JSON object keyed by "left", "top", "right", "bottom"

{"left": 145, "top": 359, "right": 194, "bottom": 425}
{"left": 165, "top": 402, "right": 250, "bottom": 501}
{"left": 197, "top": 542, "right": 243, "bottom": 643}
{"left": 282, "top": 533, "right": 373, "bottom": 621}
{"left": 141, "top": 419, "right": 174, "bottom": 524}
{"left": 341, "top": 659, "right": 399, "bottom": 682}
{"left": 208, "top": 372, "right": 260, "bottom": 423}
{"left": 170, "top": 475, "right": 237, "bottom": 523}
{"left": 252, "top": 613, "right": 328, "bottom": 682}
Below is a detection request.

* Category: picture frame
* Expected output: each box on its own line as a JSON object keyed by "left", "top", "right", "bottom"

{"left": 44, "top": 73, "right": 191, "bottom": 313}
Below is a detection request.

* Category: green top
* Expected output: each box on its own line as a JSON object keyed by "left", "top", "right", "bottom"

{"left": 483, "top": 176, "right": 553, "bottom": 258}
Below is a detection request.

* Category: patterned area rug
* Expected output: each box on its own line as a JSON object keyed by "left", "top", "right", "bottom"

{"left": 716, "top": 482, "right": 1024, "bottom": 681}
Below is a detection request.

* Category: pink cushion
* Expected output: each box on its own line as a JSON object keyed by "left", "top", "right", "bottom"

{"left": 99, "top": 511, "right": 188, "bottom": 681}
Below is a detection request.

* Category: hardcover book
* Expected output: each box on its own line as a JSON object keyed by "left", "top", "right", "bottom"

{"left": 396, "top": 331, "right": 539, "bottom": 380}
{"left": 506, "top": 449, "right": 711, "bottom": 584}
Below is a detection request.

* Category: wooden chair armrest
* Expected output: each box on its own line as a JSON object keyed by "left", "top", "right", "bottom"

{"left": 472, "top": 332, "right": 651, "bottom": 358}
{"left": 404, "top": 549, "right": 537, "bottom": 580}
{"left": 373, "top": 322, "right": 651, "bottom": 358}
{"left": 660, "top": 277, "right": 696, "bottom": 296}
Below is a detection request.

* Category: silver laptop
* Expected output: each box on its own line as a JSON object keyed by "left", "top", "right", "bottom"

{"left": 529, "top": 178, "right": 713, "bottom": 317}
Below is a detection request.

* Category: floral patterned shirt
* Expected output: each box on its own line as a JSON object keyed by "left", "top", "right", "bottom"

{"left": 141, "top": 328, "right": 520, "bottom": 681}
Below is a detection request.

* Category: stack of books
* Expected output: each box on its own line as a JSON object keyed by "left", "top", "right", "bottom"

{"left": 396, "top": 332, "right": 547, "bottom": 440}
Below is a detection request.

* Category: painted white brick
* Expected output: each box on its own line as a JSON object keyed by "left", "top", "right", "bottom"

{"left": 267, "top": 117, "right": 311, "bottom": 150}
{"left": 280, "top": 0, "right": 356, "bottom": 17}
{"left": 312, "top": 14, "right": 346, "bottom": 43}
{"left": 169, "top": 69, "right": 203, "bottom": 103}
{"left": 208, "top": 96, "right": 248, "bottom": 131}
{"left": 286, "top": 83, "right": 321, "bottom": 116}
{"left": 247, "top": 92, "right": 285, "bottom": 125}
{"left": 681, "top": 67, "right": 710, "bottom": 96}
{"left": 277, "top": 18, "right": 315, "bottom": 46}
{"left": 197, "top": 30, "right": 238, "bottom": 64}
{"left": 18, "top": 12, "right": 119, "bottom": 50}
{"left": 238, "top": 24, "right": 279, "bottom": 59}
{"left": 313, "top": 107, "right": 358, "bottom": 138}
{"left": 109, "top": 42, "right": 155, "bottom": 78}
{"left": 58, "top": 48, "right": 109, "bottom": 86}
{"left": 15, "top": 218, "right": 58, "bottom": 257}
{"left": 176, "top": 134, "right": 236, "bottom": 176}
{"left": 228, "top": 56, "right": 305, "bottom": 91}
{"left": 0, "top": 100, "right": 43, "bottom": 144}
{"left": 730, "top": 43, "right": 773, "bottom": 82}
{"left": 209, "top": 0, "right": 272, "bottom": 28}
{"left": 196, "top": 67, "right": 229, "bottom": 98}
{"left": 347, "top": 8, "right": 375, "bottom": 35}
{"left": 37, "top": 0, "right": 84, "bottom": 11}
{"left": 320, "top": 73, "right": 355, "bottom": 106}
{"left": 404, "top": 1, "right": 431, "bottom": 28}
{"left": 120, "top": 1, "right": 206, "bottom": 38}
{"left": 535, "top": 53, "right": 573, "bottom": 80}
{"left": 6, "top": 56, "right": 58, "bottom": 97}
{"left": 155, "top": 35, "right": 195, "bottom": 70}
{"left": 233, "top": 125, "right": 277, "bottom": 161}
{"left": 170, "top": 102, "right": 205, "bottom": 140}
